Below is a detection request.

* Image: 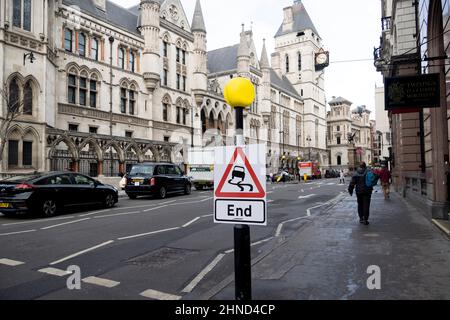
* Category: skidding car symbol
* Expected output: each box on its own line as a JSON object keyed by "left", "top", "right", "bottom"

{"left": 228, "top": 166, "right": 254, "bottom": 192}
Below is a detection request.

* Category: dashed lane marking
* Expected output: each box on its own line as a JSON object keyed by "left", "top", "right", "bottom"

{"left": 298, "top": 194, "right": 316, "bottom": 199}
{"left": 182, "top": 217, "right": 201, "bottom": 228}
{"left": 38, "top": 267, "right": 70, "bottom": 277}
{"left": 0, "top": 258, "right": 25, "bottom": 266}
{"left": 93, "top": 211, "right": 141, "bottom": 219}
{"left": 41, "top": 218, "right": 91, "bottom": 230}
{"left": 82, "top": 276, "right": 120, "bottom": 288}
{"left": 49, "top": 240, "right": 114, "bottom": 266}
{"left": 182, "top": 254, "right": 226, "bottom": 293}
{"left": 140, "top": 289, "right": 181, "bottom": 300}
{"left": 0, "top": 229, "right": 36, "bottom": 236}
{"left": 143, "top": 205, "right": 169, "bottom": 212}
{"left": 2, "top": 216, "right": 76, "bottom": 227}
{"left": 78, "top": 210, "right": 109, "bottom": 217}
{"left": 117, "top": 227, "right": 180, "bottom": 241}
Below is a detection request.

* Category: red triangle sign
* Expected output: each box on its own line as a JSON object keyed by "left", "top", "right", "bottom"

{"left": 215, "top": 147, "right": 265, "bottom": 199}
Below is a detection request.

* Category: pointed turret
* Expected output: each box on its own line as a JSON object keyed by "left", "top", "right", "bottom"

{"left": 191, "top": 0, "right": 208, "bottom": 108}
{"left": 237, "top": 24, "right": 250, "bottom": 78}
{"left": 260, "top": 39, "right": 270, "bottom": 69}
{"left": 191, "top": 0, "right": 206, "bottom": 33}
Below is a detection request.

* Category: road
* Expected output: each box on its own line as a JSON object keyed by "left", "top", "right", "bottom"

{"left": 0, "top": 179, "right": 347, "bottom": 300}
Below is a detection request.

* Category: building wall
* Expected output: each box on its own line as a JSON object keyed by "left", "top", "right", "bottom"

{"left": 375, "top": 86, "right": 392, "bottom": 160}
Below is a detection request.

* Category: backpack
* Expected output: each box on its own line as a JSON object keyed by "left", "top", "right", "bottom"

{"left": 365, "top": 170, "right": 379, "bottom": 188}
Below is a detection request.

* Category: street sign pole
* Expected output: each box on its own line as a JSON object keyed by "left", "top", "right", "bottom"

{"left": 234, "top": 107, "right": 252, "bottom": 301}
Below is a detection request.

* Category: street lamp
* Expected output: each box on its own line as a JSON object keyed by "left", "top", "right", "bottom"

{"left": 306, "top": 135, "right": 312, "bottom": 161}
{"left": 189, "top": 107, "right": 199, "bottom": 148}
{"left": 108, "top": 36, "right": 114, "bottom": 176}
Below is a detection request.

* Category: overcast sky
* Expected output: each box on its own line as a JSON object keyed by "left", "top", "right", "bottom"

{"left": 111, "top": 0, "right": 383, "bottom": 115}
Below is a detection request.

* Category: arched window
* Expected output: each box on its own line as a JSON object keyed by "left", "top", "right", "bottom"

{"left": 13, "top": 0, "right": 32, "bottom": 31}
{"left": 315, "top": 119, "right": 319, "bottom": 147}
{"left": 163, "top": 103, "right": 169, "bottom": 122}
{"left": 201, "top": 109, "right": 207, "bottom": 133}
{"left": 23, "top": 81, "right": 33, "bottom": 115}
{"left": 130, "top": 51, "right": 135, "bottom": 72}
{"left": 129, "top": 86, "right": 136, "bottom": 115}
{"left": 118, "top": 48, "right": 125, "bottom": 69}
{"left": 91, "top": 38, "right": 99, "bottom": 60}
{"left": 337, "top": 155, "right": 342, "bottom": 166}
{"left": 9, "top": 79, "right": 20, "bottom": 112}
{"left": 120, "top": 86, "right": 127, "bottom": 114}
{"left": 163, "top": 41, "right": 168, "bottom": 57}
{"left": 64, "top": 28, "right": 73, "bottom": 52}
{"left": 209, "top": 111, "right": 215, "bottom": 130}
{"left": 285, "top": 55, "right": 290, "bottom": 73}
{"left": 78, "top": 33, "right": 86, "bottom": 56}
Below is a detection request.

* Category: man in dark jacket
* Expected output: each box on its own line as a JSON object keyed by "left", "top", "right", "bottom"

{"left": 348, "top": 162, "right": 373, "bottom": 225}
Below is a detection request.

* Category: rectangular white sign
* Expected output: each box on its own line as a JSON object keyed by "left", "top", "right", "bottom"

{"left": 214, "top": 144, "right": 267, "bottom": 226}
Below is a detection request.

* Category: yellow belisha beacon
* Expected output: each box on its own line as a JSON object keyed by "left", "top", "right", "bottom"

{"left": 224, "top": 77, "right": 255, "bottom": 108}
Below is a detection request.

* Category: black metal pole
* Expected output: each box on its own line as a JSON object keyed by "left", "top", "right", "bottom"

{"left": 234, "top": 107, "right": 251, "bottom": 301}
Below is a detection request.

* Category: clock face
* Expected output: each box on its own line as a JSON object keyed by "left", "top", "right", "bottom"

{"left": 316, "top": 53, "right": 328, "bottom": 65}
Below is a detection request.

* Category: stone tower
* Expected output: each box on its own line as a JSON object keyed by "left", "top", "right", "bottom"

{"left": 260, "top": 39, "right": 271, "bottom": 120}
{"left": 139, "top": 0, "right": 161, "bottom": 93}
{"left": 237, "top": 24, "right": 251, "bottom": 78}
{"left": 191, "top": 0, "right": 208, "bottom": 106}
{"left": 273, "top": 0, "right": 327, "bottom": 151}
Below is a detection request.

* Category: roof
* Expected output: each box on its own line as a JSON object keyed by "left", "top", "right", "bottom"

{"left": 270, "top": 69, "right": 301, "bottom": 99}
{"left": 207, "top": 44, "right": 240, "bottom": 74}
{"left": 275, "top": 1, "right": 320, "bottom": 38}
{"left": 62, "top": 0, "right": 140, "bottom": 35}
{"left": 191, "top": 0, "right": 206, "bottom": 32}
{"left": 329, "top": 96, "right": 352, "bottom": 105}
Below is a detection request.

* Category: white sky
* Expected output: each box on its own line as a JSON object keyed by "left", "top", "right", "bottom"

{"left": 111, "top": 0, "right": 384, "bottom": 114}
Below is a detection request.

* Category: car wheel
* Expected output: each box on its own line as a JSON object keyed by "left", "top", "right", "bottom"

{"left": 195, "top": 185, "right": 203, "bottom": 191}
{"left": 185, "top": 183, "right": 192, "bottom": 195}
{"left": 1, "top": 212, "right": 16, "bottom": 218}
{"left": 128, "top": 194, "right": 137, "bottom": 200}
{"left": 41, "top": 199, "right": 58, "bottom": 217}
{"left": 104, "top": 193, "right": 115, "bottom": 208}
{"left": 158, "top": 186, "right": 167, "bottom": 199}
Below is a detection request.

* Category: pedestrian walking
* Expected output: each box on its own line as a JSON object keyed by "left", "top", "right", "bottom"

{"left": 379, "top": 165, "right": 392, "bottom": 200}
{"left": 339, "top": 170, "right": 345, "bottom": 184}
{"left": 348, "top": 162, "right": 378, "bottom": 225}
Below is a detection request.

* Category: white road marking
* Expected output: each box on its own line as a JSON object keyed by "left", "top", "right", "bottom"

{"left": 275, "top": 216, "right": 309, "bottom": 237}
{"left": 327, "top": 183, "right": 336, "bottom": 186}
{"left": 49, "top": 240, "right": 114, "bottom": 265}
{"left": 0, "top": 258, "right": 25, "bottom": 266}
{"left": 38, "top": 267, "right": 71, "bottom": 277}
{"left": 298, "top": 194, "right": 316, "bottom": 199}
{"left": 2, "top": 216, "right": 76, "bottom": 226}
{"left": 117, "top": 227, "right": 180, "bottom": 241}
{"left": 182, "top": 217, "right": 201, "bottom": 228}
{"left": 140, "top": 289, "right": 181, "bottom": 300}
{"left": 224, "top": 248, "right": 234, "bottom": 254}
{"left": 41, "top": 218, "right": 91, "bottom": 230}
{"left": 143, "top": 205, "right": 169, "bottom": 212}
{"left": 182, "top": 254, "right": 226, "bottom": 293}
{"left": 78, "top": 210, "right": 109, "bottom": 217}
{"left": 301, "top": 189, "right": 304, "bottom": 193}
{"left": 0, "top": 229, "right": 36, "bottom": 236}
{"left": 93, "top": 211, "right": 141, "bottom": 219}
{"left": 267, "top": 200, "right": 274, "bottom": 203}
{"left": 267, "top": 191, "right": 274, "bottom": 194}
{"left": 82, "top": 276, "right": 120, "bottom": 288}
{"left": 201, "top": 214, "right": 213, "bottom": 218}
{"left": 251, "top": 237, "right": 274, "bottom": 247}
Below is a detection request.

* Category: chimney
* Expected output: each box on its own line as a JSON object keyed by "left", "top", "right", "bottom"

{"left": 93, "top": 0, "right": 106, "bottom": 12}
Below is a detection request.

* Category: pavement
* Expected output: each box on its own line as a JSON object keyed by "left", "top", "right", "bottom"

{"left": 210, "top": 187, "right": 450, "bottom": 300}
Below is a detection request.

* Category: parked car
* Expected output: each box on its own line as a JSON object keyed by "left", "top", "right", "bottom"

{"left": 125, "top": 163, "right": 192, "bottom": 199}
{"left": 0, "top": 172, "right": 118, "bottom": 217}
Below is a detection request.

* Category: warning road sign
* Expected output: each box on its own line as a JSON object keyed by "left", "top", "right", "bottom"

{"left": 214, "top": 145, "right": 267, "bottom": 226}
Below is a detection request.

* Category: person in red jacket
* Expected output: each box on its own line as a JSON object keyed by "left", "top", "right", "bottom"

{"left": 379, "top": 165, "right": 392, "bottom": 200}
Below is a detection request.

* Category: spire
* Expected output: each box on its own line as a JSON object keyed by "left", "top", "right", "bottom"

{"left": 238, "top": 24, "right": 250, "bottom": 57}
{"left": 191, "top": 0, "right": 206, "bottom": 33}
{"left": 260, "top": 39, "right": 270, "bottom": 69}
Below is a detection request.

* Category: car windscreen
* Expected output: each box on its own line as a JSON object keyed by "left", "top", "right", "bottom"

{"left": 130, "top": 166, "right": 154, "bottom": 176}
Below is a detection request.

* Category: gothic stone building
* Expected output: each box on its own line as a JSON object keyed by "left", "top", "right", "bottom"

{"left": 327, "top": 97, "right": 374, "bottom": 170}
{"left": 0, "top": 0, "right": 328, "bottom": 177}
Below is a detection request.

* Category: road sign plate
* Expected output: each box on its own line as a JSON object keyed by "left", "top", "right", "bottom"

{"left": 214, "top": 144, "right": 267, "bottom": 226}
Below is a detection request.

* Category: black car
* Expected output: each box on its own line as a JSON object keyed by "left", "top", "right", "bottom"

{"left": 125, "top": 163, "right": 192, "bottom": 199}
{"left": 0, "top": 172, "right": 119, "bottom": 217}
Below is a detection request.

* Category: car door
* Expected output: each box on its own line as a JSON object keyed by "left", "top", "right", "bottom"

{"left": 173, "top": 166, "right": 186, "bottom": 191}
{"left": 71, "top": 173, "right": 98, "bottom": 205}
{"left": 155, "top": 165, "right": 169, "bottom": 191}
{"left": 34, "top": 173, "right": 75, "bottom": 207}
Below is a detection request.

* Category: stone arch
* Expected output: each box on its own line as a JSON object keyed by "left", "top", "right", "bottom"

{"left": 160, "top": 146, "right": 173, "bottom": 162}
{"left": 162, "top": 93, "right": 172, "bottom": 105}
{"left": 119, "top": 78, "right": 130, "bottom": 88}
{"left": 124, "top": 142, "right": 144, "bottom": 162}
{"left": 90, "top": 68, "right": 103, "bottom": 81}
{"left": 143, "top": 145, "right": 160, "bottom": 162}
{"left": 78, "top": 138, "right": 103, "bottom": 161}
{"left": 102, "top": 141, "right": 125, "bottom": 163}
{"left": 175, "top": 38, "right": 183, "bottom": 48}
{"left": 65, "top": 62, "right": 80, "bottom": 75}
{"left": 49, "top": 136, "right": 79, "bottom": 160}
{"left": 162, "top": 31, "right": 172, "bottom": 43}
{"left": 182, "top": 41, "right": 189, "bottom": 51}
{"left": 23, "top": 126, "right": 42, "bottom": 142}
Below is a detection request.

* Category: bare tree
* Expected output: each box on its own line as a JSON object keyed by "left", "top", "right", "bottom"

{"left": 0, "top": 82, "right": 26, "bottom": 162}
